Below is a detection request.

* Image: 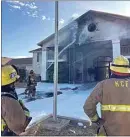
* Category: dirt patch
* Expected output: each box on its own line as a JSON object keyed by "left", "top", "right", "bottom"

{"left": 35, "top": 121, "right": 97, "bottom": 136}
{"left": 23, "top": 117, "right": 98, "bottom": 136}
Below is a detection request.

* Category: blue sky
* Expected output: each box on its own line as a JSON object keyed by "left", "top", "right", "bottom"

{"left": 2, "top": 1, "right": 130, "bottom": 58}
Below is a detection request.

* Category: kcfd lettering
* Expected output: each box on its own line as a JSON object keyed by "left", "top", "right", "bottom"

{"left": 115, "top": 81, "right": 128, "bottom": 87}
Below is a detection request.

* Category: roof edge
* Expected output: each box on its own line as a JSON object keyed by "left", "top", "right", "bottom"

{"left": 37, "top": 10, "right": 130, "bottom": 47}
{"left": 29, "top": 48, "right": 42, "bottom": 53}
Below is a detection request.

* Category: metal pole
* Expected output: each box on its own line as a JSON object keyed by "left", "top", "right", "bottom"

{"left": 53, "top": 1, "right": 58, "bottom": 121}
{"left": 82, "top": 53, "right": 84, "bottom": 83}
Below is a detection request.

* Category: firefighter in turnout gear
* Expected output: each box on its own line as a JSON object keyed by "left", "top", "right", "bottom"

{"left": 25, "top": 70, "right": 37, "bottom": 98}
{"left": 1, "top": 65, "right": 32, "bottom": 136}
{"left": 83, "top": 55, "right": 130, "bottom": 136}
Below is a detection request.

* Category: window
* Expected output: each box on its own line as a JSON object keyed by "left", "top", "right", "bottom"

{"left": 37, "top": 52, "right": 40, "bottom": 62}
{"left": 120, "top": 39, "right": 130, "bottom": 56}
{"left": 48, "top": 50, "right": 54, "bottom": 60}
{"left": 88, "top": 23, "right": 97, "bottom": 32}
{"left": 121, "top": 45, "right": 130, "bottom": 56}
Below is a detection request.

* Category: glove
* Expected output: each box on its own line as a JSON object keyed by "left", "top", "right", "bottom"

{"left": 93, "top": 118, "right": 105, "bottom": 126}
{"left": 90, "top": 114, "right": 99, "bottom": 122}
{"left": 90, "top": 114, "right": 105, "bottom": 126}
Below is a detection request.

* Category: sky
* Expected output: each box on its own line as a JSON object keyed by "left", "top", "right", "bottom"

{"left": 2, "top": 0, "right": 130, "bottom": 58}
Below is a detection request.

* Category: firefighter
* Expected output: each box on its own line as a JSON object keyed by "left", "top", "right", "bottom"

{"left": 1, "top": 65, "right": 32, "bottom": 136}
{"left": 25, "top": 70, "right": 37, "bottom": 98}
{"left": 83, "top": 55, "right": 130, "bottom": 136}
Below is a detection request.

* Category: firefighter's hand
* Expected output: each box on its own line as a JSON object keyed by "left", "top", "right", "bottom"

{"left": 92, "top": 118, "right": 105, "bottom": 126}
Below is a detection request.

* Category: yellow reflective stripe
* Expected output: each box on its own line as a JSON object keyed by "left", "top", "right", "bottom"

{"left": 90, "top": 114, "right": 99, "bottom": 122}
{"left": 1, "top": 119, "right": 6, "bottom": 131}
{"left": 102, "top": 105, "right": 130, "bottom": 112}
{"left": 24, "top": 110, "right": 30, "bottom": 117}
{"left": 19, "top": 100, "right": 25, "bottom": 107}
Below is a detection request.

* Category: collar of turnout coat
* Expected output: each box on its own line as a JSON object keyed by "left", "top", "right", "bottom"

{"left": 110, "top": 74, "right": 130, "bottom": 79}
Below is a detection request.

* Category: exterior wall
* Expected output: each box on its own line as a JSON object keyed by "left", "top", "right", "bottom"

{"left": 77, "top": 15, "right": 130, "bottom": 59}
{"left": 32, "top": 51, "right": 42, "bottom": 75}
{"left": 78, "top": 16, "right": 130, "bottom": 43}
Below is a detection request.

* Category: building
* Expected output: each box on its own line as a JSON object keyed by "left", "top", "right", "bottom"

{"left": 29, "top": 48, "right": 42, "bottom": 76}
{"left": 30, "top": 10, "right": 130, "bottom": 83}
{"left": 6, "top": 57, "right": 33, "bottom": 82}
{"left": 6, "top": 57, "right": 33, "bottom": 71}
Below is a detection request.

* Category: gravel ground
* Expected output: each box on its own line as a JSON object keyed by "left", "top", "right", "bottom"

{"left": 24, "top": 119, "right": 98, "bottom": 136}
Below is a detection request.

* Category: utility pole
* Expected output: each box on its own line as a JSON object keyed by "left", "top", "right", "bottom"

{"left": 53, "top": 1, "right": 58, "bottom": 121}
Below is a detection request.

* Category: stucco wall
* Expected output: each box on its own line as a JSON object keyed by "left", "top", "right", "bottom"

{"left": 77, "top": 15, "right": 130, "bottom": 58}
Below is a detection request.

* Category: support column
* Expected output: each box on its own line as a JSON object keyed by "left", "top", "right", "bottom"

{"left": 41, "top": 48, "right": 47, "bottom": 81}
{"left": 112, "top": 39, "right": 121, "bottom": 59}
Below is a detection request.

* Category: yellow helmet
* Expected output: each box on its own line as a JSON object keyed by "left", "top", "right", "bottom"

{"left": 2, "top": 65, "right": 20, "bottom": 86}
{"left": 110, "top": 55, "right": 130, "bottom": 74}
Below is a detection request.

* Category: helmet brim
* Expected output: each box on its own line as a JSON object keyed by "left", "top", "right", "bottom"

{"left": 110, "top": 66, "right": 130, "bottom": 74}
{"left": 16, "top": 75, "right": 20, "bottom": 79}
